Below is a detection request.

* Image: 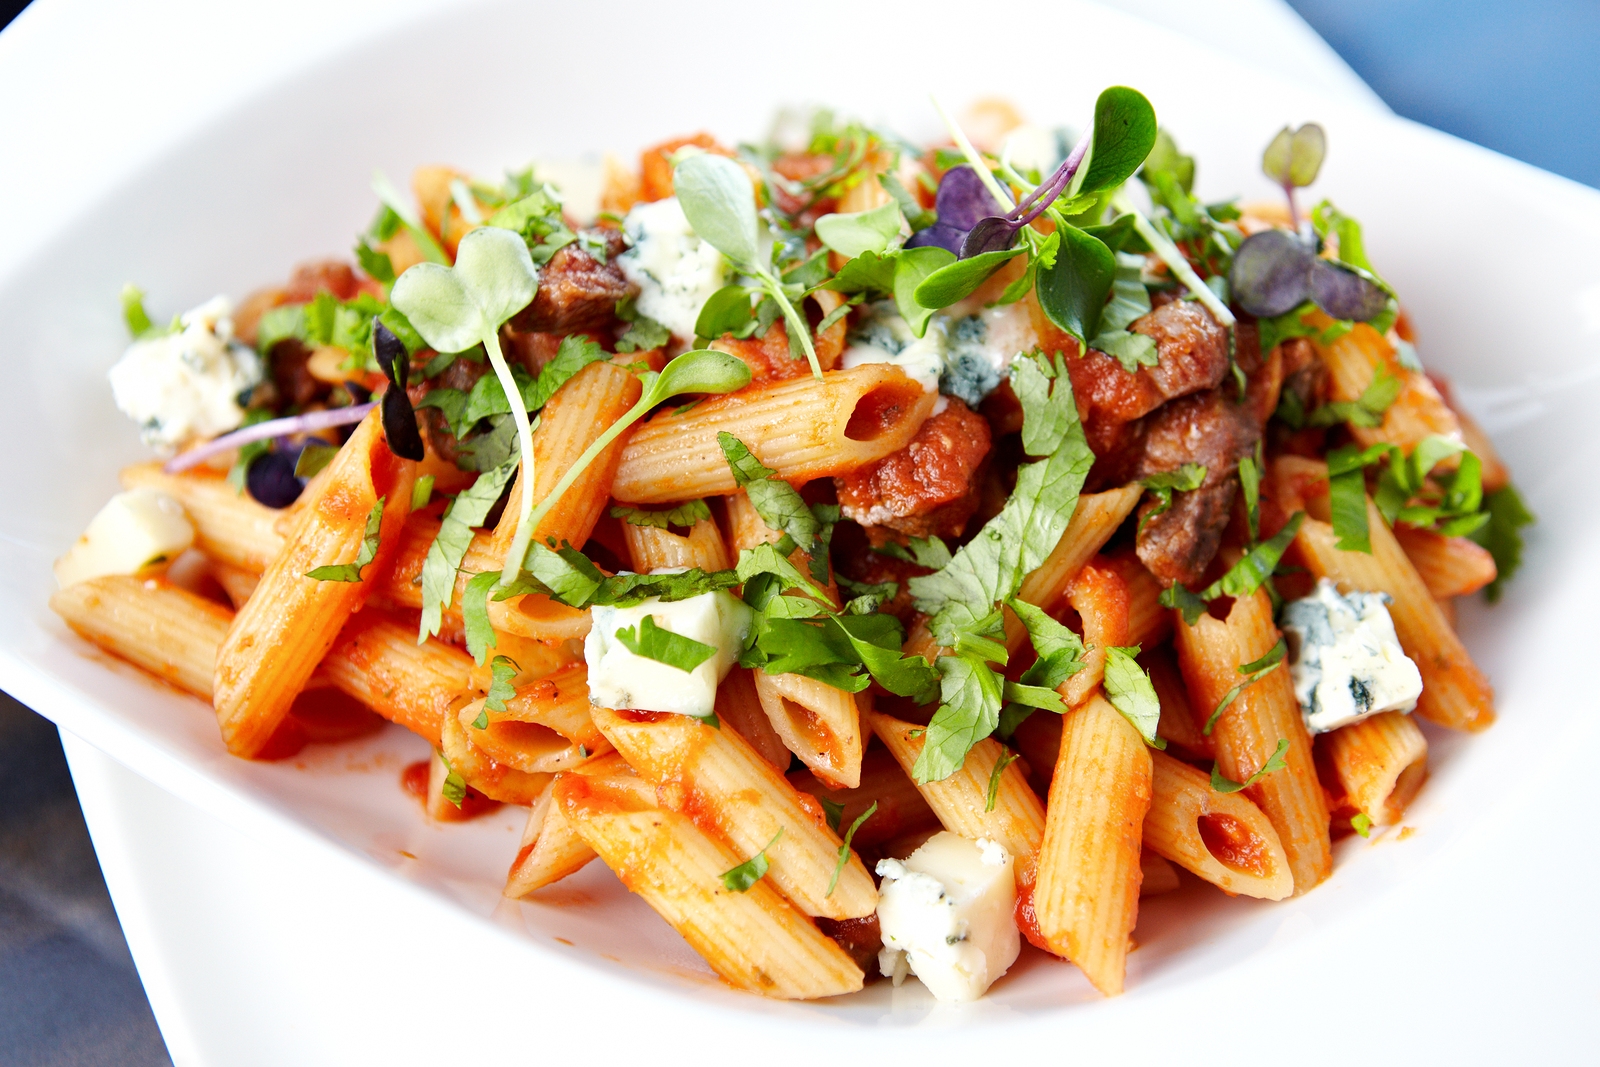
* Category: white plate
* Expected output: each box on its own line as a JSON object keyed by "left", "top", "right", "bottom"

{"left": 2, "top": 1, "right": 1598, "bottom": 1061}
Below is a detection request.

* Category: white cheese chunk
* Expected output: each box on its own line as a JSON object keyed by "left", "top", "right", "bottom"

{"left": 840, "top": 301, "right": 945, "bottom": 393}
{"left": 617, "top": 197, "right": 727, "bottom": 341}
{"left": 1281, "top": 578, "right": 1423, "bottom": 733}
{"left": 583, "top": 574, "right": 752, "bottom": 718}
{"left": 108, "top": 296, "right": 263, "bottom": 453}
{"left": 54, "top": 488, "right": 195, "bottom": 589}
{"left": 941, "top": 301, "right": 1037, "bottom": 407}
{"left": 875, "top": 832, "right": 1020, "bottom": 1002}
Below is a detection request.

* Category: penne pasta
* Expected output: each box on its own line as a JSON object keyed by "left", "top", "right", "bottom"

{"left": 1144, "top": 646, "right": 1212, "bottom": 760}
{"left": 317, "top": 610, "right": 475, "bottom": 748}
{"left": 121, "top": 463, "right": 285, "bottom": 572}
{"left": 1393, "top": 524, "right": 1497, "bottom": 599}
{"left": 591, "top": 705, "right": 876, "bottom": 919}
{"left": 622, "top": 517, "right": 733, "bottom": 574}
{"left": 1143, "top": 749, "right": 1293, "bottom": 899}
{"left": 504, "top": 753, "right": 631, "bottom": 898}
{"left": 1004, "top": 485, "right": 1142, "bottom": 655}
{"left": 1102, "top": 548, "right": 1170, "bottom": 649}
{"left": 715, "top": 666, "right": 793, "bottom": 772}
{"left": 611, "top": 365, "right": 936, "bottom": 504}
{"left": 1061, "top": 558, "right": 1130, "bottom": 707}
{"left": 1323, "top": 710, "right": 1428, "bottom": 826}
{"left": 1312, "top": 319, "right": 1463, "bottom": 454}
{"left": 455, "top": 663, "right": 610, "bottom": 775}
{"left": 439, "top": 699, "right": 552, "bottom": 805}
{"left": 51, "top": 574, "right": 230, "bottom": 699}
{"left": 1174, "top": 589, "right": 1332, "bottom": 894}
{"left": 787, "top": 746, "right": 940, "bottom": 853}
{"left": 556, "top": 771, "right": 864, "bottom": 999}
{"left": 867, "top": 711, "right": 1046, "bottom": 866}
{"left": 213, "top": 412, "right": 415, "bottom": 758}
{"left": 1032, "top": 693, "right": 1152, "bottom": 997}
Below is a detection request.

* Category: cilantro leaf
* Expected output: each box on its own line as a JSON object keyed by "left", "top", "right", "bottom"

{"left": 1327, "top": 443, "right": 1394, "bottom": 553}
{"left": 1103, "top": 646, "right": 1165, "bottom": 748}
{"left": 827, "top": 802, "right": 876, "bottom": 896}
{"left": 985, "top": 751, "right": 1020, "bottom": 813}
{"left": 1009, "top": 598, "right": 1087, "bottom": 688}
{"left": 1351, "top": 812, "right": 1373, "bottom": 838}
{"left": 909, "top": 352, "right": 1093, "bottom": 645}
{"left": 462, "top": 570, "right": 500, "bottom": 665}
{"left": 438, "top": 751, "right": 467, "bottom": 808}
{"left": 1307, "top": 363, "right": 1402, "bottom": 429}
{"left": 484, "top": 655, "right": 519, "bottom": 714}
{"left": 609, "top": 499, "right": 712, "bottom": 530}
{"left": 614, "top": 296, "right": 671, "bottom": 353}
{"left": 1210, "top": 737, "right": 1290, "bottom": 793}
{"left": 1471, "top": 484, "right": 1535, "bottom": 602}
{"left": 820, "top": 797, "right": 845, "bottom": 835}
{"left": 874, "top": 536, "right": 952, "bottom": 569}
{"left": 912, "top": 651, "right": 1004, "bottom": 784}
{"left": 410, "top": 474, "right": 435, "bottom": 511}
{"left": 721, "top": 828, "right": 783, "bottom": 892}
{"left": 1203, "top": 637, "right": 1287, "bottom": 735}
{"left": 525, "top": 335, "right": 610, "bottom": 412}
{"left": 418, "top": 457, "right": 518, "bottom": 640}
{"left": 1238, "top": 444, "right": 1264, "bottom": 542}
{"left": 1140, "top": 463, "right": 1207, "bottom": 531}
{"left": 1159, "top": 579, "right": 1208, "bottom": 627}
{"left": 1199, "top": 512, "right": 1305, "bottom": 601}
{"left": 614, "top": 614, "right": 717, "bottom": 673}
{"left": 718, "top": 433, "right": 819, "bottom": 553}
{"left": 735, "top": 542, "right": 831, "bottom": 604}
{"left": 306, "top": 497, "right": 386, "bottom": 582}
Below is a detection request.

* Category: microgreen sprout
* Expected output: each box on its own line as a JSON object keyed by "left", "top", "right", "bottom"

{"left": 671, "top": 152, "right": 822, "bottom": 379}
{"left": 371, "top": 171, "right": 450, "bottom": 266}
{"left": 1261, "top": 123, "right": 1326, "bottom": 232}
{"left": 390, "top": 225, "right": 540, "bottom": 586}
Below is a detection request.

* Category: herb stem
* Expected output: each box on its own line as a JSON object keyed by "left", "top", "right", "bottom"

{"left": 520, "top": 386, "right": 652, "bottom": 557}
{"left": 1113, "top": 196, "right": 1236, "bottom": 327}
{"left": 756, "top": 268, "right": 821, "bottom": 379}
{"left": 371, "top": 172, "right": 450, "bottom": 266}
{"left": 485, "top": 329, "right": 539, "bottom": 588}
{"left": 930, "top": 95, "right": 1016, "bottom": 212}
{"left": 163, "top": 401, "right": 378, "bottom": 474}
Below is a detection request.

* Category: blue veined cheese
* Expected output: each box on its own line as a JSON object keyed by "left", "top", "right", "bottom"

{"left": 1281, "top": 578, "right": 1423, "bottom": 733}
{"left": 616, "top": 197, "right": 727, "bottom": 341}
{"left": 53, "top": 488, "right": 194, "bottom": 589}
{"left": 840, "top": 301, "right": 945, "bottom": 393}
{"left": 940, "top": 301, "right": 1037, "bottom": 407}
{"left": 875, "top": 832, "right": 1019, "bottom": 1002}
{"left": 583, "top": 573, "right": 752, "bottom": 718}
{"left": 107, "top": 296, "right": 263, "bottom": 453}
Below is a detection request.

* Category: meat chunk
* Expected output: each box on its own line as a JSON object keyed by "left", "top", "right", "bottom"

{"left": 709, "top": 292, "right": 847, "bottom": 386}
{"left": 409, "top": 355, "right": 488, "bottom": 465}
{"left": 1063, "top": 300, "right": 1230, "bottom": 453}
{"left": 1132, "top": 387, "right": 1264, "bottom": 585}
{"left": 513, "top": 230, "right": 633, "bottom": 335}
{"left": 835, "top": 399, "right": 991, "bottom": 540}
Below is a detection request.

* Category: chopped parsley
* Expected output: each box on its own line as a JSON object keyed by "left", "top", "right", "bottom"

{"left": 306, "top": 497, "right": 385, "bottom": 583}
{"left": 827, "top": 802, "right": 876, "bottom": 896}
{"left": 609, "top": 499, "right": 712, "bottom": 530}
{"left": 614, "top": 615, "right": 718, "bottom": 673}
{"left": 720, "top": 828, "right": 784, "bottom": 892}
{"left": 1210, "top": 737, "right": 1290, "bottom": 794}
{"left": 1203, "top": 638, "right": 1287, "bottom": 735}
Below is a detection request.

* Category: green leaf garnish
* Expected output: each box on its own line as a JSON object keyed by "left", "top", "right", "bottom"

{"left": 1471, "top": 484, "right": 1535, "bottom": 602}
{"left": 1210, "top": 737, "right": 1291, "bottom": 794}
{"left": 293, "top": 441, "right": 339, "bottom": 481}
{"left": 721, "top": 828, "right": 783, "bottom": 892}
{"left": 609, "top": 499, "right": 712, "bottom": 530}
{"left": 438, "top": 750, "right": 467, "bottom": 808}
{"left": 1103, "top": 646, "right": 1165, "bottom": 748}
{"left": 410, "top": 474, "right": 435, "bottom": 511}
{"left": 462, "top": 569, "right": 500, "bottom": 665}
{"left": 1140, "top": 463, "right": 1207, "bottom": 530}
{"left": 1203, "top": 638, "right": 1287, "bottom": 735}
{"left": 985, "top": 752, "right": 1020, "bottom": 813}
{"left": 484, "top": 655, "right": 519, "bottom": 715}
{"left": 815, "top": 202, "right": 903, "bottom": 259}
{"left": 417, "top": 456, "right": 518, "bottom": 641}
{"left": 718, "top": 433, "right": 818, "bottom": 553}
{"left": 306, "top": 496, "right": 385, "bottom": 583}
{"left": 1351, "top": 812, "right": 1373, "bottom": 838}
{"left": 614, "top": 614, "right": 718, "bottom": 673}
{"left": 827, "top": 802, "right": 877, "bottom": 896}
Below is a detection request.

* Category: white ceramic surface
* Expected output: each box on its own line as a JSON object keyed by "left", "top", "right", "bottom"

{"left": 2, "top": 0, "right": 1598, "bottom": 1062}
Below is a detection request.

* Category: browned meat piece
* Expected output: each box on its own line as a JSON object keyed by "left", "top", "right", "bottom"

{"left": 512, "top": 231, "right": 633, "bottom": 335}
{"left": 817, "top": 914, "right": 882, "bottom": 975}
{"left": 409, "top": 356, "right": 488, "bottom": 465}
{"left": 709, "top": 296, "right": 847, "bottom": 386}
{"left": 1277, "top": 336, "right": 1327, "bottom": 413}
{"left": 284, "top": 259, "right": 376, "bottom": 303}
{"left": 1064, "top": 299, "right": 1229, "bottom": 434}
{"left": 835, "top": 399, "right": 991, "bottom": 540}
{"left": 1132, "top": 386, "right": 1263, "bottom": 585}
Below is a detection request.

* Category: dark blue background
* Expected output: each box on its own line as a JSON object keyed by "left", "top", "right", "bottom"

{"left": 0, "top": 2, "right": 1595, "bottom": 1063}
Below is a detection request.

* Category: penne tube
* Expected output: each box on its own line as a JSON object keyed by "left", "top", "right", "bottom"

{"left": 1312, "top": 320, "right": 1462, "bottom": 454}
{"left": 1144, "top": 646, "right": 1213, "bottom": 760}
{"left": 1392, "top": 524, "right": 1497, "bottom": 599}
{"left": 504, "top": 753, "right": 631, "bottom": 898}
{"left": 1143, "top": 749, "right": 1293, "bottom": 900}
{"left": 788, "top": 746, "right": 940, "bottom": 853}
{"left": 611, "top": 364, "right": 936, "bottom": 504}
{"left": 422, "top": 748, "right": 499, "bottom": 823}
{"left": 1004, "top": 485, "right": 1142, "bottom": 655}
{"left": 455, "top": 664, "right": 609, "bottom": 775}
{"left": 51, "top": 575, "right": 230, "bottom": 699}
{"left": 556, "top": 772, "right": 864, "bottom": 999}
{"left": 1101, "top": 549, "right": 1170, "bottom": 649}
{"left": 1323, "top": 710, "right": 1428, "bottom": 826}
{"left": 591, "top": 705, "right": 876, "bottom": 919}
{"left": 208, "top": 560, "right": 261, "bottom": 609}
{"left": 439, "top": 699, "right": 552, "bottom": 805}
{"left": 1175, "top": 589, "right": 1332, "bottom": 894}
{"left": 1061, "top": 559, "right": 1130, "bottom": 708}
{"left": 622, "top": 517, "right": 733, "bottom": 574}
{"left": 121, "top": 463, "right": 285, "bottom": 572}
{"left": 213, "top": 412, "right": 415, "bottom": 758}
{"left": 715, "top": 666, "right": 793, "bottom": 772}
{"left": 1032, "top": 693, "right": 1152, "bottom": 997}
{"left": 1287, "top": 484, "right": 1495, "bottom": 733}
{"left": 490, "top": 359, "right": 643, "bottom": 560}
{"left": 867, "top": 711, "right": 1046, "bottom": 866}
{"left": 317, "top": 610, "right": 474, "bottom": 748}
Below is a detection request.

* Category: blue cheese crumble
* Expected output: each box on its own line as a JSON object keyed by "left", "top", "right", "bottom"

{"left": 840, "top": 301, "right": 945, "bottom": 392}
{"left": 584, "top": 571, "right": 752, "bottom": 718}
{"left": 107, "top": 296, "right": 262, "bottom": 453}
{"left": 617, "top": 197, "right": 727, "bottom": 342}
{"left": 875, "top": 832, "right": 1019, "bottom": 1002}
{"left": 1280, "top": 578, "right": 1423, "bottom": 733}
{"left": 841, "top": 299, "right": 1037, "bottom": 406}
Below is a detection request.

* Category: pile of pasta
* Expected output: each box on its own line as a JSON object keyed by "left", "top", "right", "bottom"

{"left": 51, "top": 129, "right": 1510, "bottom": 1003}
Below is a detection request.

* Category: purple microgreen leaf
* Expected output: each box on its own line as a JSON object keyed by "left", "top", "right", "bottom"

{"left": 1229, "top": 230, "right": 1316, "bottom": 318}
{"left": 372, "top": 319, "right": 425, "bottom": 461}
{"left": 905, "top": 166, "right": 1002, "bottom": 255}
{"left": 163, "top": 403, "right": 377, "bottom": 475}
{"left": 960, "top": 216, "right": 1022, "bottom": 258}
{"left": 1308, "top": 258, "right": 1390, "bottom": 322}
